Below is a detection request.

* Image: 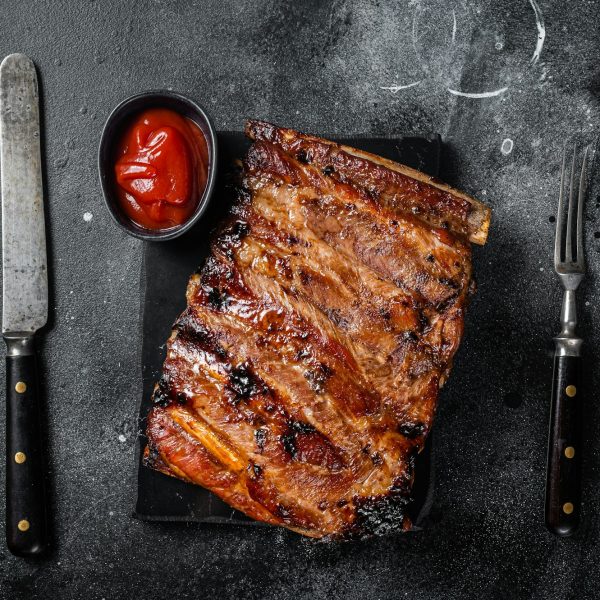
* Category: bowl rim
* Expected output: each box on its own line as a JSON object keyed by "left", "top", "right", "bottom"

{"left": 98, "top": 90, "right": 218, "bottom": 242}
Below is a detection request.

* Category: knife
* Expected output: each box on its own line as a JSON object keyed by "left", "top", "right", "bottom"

{"left": 0, "top": 53, "right": 48, "bottom": 556}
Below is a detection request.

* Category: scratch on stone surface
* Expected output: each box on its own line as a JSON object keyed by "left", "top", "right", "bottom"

{"left": 529, "top": 0, "right": 545, "bottom": 65}
{"left": 451, "top": 9, "right": 457, "bottom": 44}
{"left": 381, "top": 80, "right": 423, "bottom": 93}
{"left": 447, "top": 86, "right": 509, "bottom": 99}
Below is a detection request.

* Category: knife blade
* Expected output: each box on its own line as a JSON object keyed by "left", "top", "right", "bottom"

{"left": 0, "top": 53, "right": 48, "bottom": 556}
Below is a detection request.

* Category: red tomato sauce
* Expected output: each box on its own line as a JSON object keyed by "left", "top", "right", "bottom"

{"left": 113, "top": 108, "right": 209, "bottom": 230}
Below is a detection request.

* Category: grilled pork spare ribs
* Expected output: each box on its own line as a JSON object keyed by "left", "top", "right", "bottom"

{"left": 144, "top": 121, "right": 491, "bottom": 539}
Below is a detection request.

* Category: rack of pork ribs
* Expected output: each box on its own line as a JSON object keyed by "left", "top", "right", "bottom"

{"left": 144, "top": 121, "right": 491, "bottom": 539}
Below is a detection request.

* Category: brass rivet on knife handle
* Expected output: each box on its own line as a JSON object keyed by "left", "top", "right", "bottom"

{"left": 564, "top": 446, "right": 575, "bottom": 459}
{"left": 14, "top": 452, "right": 26, "bottom": 464}
{"left": 17, "top": 519, "right": 30, "bottom": 532}
{"left": 565, "top": 385, "right": 577, "bottom": 398}
{"left": 15, "top": 381, "right": 26, "bottom": 393}
{"left": 562, "top": 502, "right": 574, "bottom": 515}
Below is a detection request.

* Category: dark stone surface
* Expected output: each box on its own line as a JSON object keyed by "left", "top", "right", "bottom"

{"left": 1, "top": 0, "right": 599, "bottom": 598}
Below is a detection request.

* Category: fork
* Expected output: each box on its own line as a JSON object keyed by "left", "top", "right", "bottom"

{"left": 545, "top": 145, "right": 589, "bottom": 537}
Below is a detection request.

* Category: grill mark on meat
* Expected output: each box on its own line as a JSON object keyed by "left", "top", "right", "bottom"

{"left": 146, "top": 121, "right": 489, "bottom": 539}
{"left": 199, "top": 251, "right": 361, "bottom": 370}
{"left": 254, "top": 428, "right": 268, "bottom": 452}
{"left": 397, "top": 421, "right": 427, "bottom": 439}
{"left": 227, "top": 362, "right": 269, "bottom": 403}
{"left": 163, "top": 315, "right": 307, "bottom": 468}
{"left": 152, "top": 376, "right": 172, "bottom": 407}
{"left": 213, "top": 219, "right": 250, "bottom": 260}
{"left": 160, "top": 354, "right": 265, "bottom": 462}
{"left": 303, "top": 362, "right": 333, "bottom": 394}
{"left": 247, "top": 213, "right": 424, "bottom": 329}
{"left": 348, "top": 493, "right": 412, "bottom": 539}
{"left": 280, "top": 419, "right": 346, "bottom": 472}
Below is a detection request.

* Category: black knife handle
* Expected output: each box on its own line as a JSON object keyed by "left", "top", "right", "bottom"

{"left": 545, "top": 354, "right": 582, "bottom": 537}
{"left": 5, "top": 339, "right": 47, "bottom": 556}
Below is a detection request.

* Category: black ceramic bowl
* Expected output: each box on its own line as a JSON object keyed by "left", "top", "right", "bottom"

{"left": 98, "top": 91, "right": 218, "bottom": 241}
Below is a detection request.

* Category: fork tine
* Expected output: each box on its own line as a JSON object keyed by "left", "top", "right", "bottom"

{"left": 565, "top": 145, "right": 577, "bottom": 263}
{"left": 554, "top": 145, "right": 567, "bottom": 268}
{"left": 576, "top": 146, "right": 588, "bottom": 267}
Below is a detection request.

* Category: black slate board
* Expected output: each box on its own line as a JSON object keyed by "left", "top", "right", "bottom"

{"left": 134, "top": 132, "right": 440, "bottom": 529}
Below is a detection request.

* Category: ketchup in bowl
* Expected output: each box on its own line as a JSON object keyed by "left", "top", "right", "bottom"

{"left": 113, "top": 108, "right": 209, "bottom": 231}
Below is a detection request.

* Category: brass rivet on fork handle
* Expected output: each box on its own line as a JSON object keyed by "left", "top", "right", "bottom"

{"left": 17, "top": 520, "right": 30, "bottom": 532}
{"left": 563, "top": 503, "right": 574, "bottom": 515}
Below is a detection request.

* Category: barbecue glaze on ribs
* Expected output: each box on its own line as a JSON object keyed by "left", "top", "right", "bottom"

{"left": 144, "top": 121, "right": 491, "bottom": 539}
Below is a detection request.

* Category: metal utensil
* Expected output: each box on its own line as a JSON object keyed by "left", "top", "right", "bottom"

{"left": 0, "top": 53, "right": 48, "bottom": 556}
{"left": 545, "top": 144, "right": 588, "bottom": 537}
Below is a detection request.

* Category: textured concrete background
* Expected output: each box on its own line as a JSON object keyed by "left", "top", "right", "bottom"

{"left": 1, "top": 0, "right": 600, "bottom": 598}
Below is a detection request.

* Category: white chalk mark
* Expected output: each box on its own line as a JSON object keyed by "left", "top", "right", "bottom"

{"left": 447, "top": 86, "right": 509, "bottom": 98}
{"left": 529, "top": 0, "right": 545, "bottom": 65}
{"left": 83, "top": 211, "right": 93, "bottom": 222}
{"left": 501, "top": 138, "right": 514, "bottom": 155}
{"left": 381, "top": 81, "right": 423, "bottom": 93}
{"left": 451, "top": 10, "right": 457, "bottom": 44}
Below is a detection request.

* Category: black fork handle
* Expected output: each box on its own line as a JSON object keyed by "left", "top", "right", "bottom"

{"left": 545, "top": 353, "right": 582, "bottom": 536}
